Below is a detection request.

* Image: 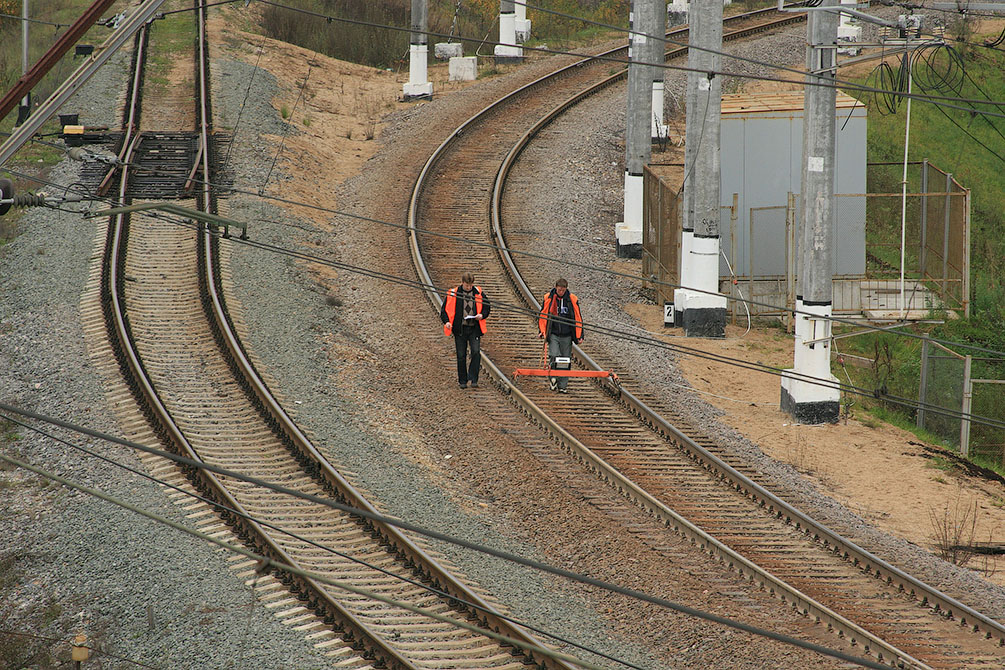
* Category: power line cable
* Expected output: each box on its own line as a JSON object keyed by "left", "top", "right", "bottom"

{"left": 154, "top": 210, "right": 1005, "bottom": 430}
{"left": 261, "top": 50, "right": 315, "bottom": 191}
{"left": 0, "top": 451, "right": 611, "bottom": 670}
{"left": 24, "top": 195, "right": 1000, "bottom": 430}
{"left": 0, "top": 13, "right": 71, "bottom": 28}
{"left": 0, "top": 403, "right": 897, "bottom": 670}
{"left": 0, "top": 411, "right": 647, "bottom": 670}
{"left": 222, "top": 31, "right": 269, "bottom": 172}
{"left": 4, "top": 161, "right": 1003, "bottom": 367}
{"left": 244, "top": 0, "right": 1005, "bottom": 118}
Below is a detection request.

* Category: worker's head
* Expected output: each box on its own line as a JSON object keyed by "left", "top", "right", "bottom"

{"left": 554, "top": 278, "right": 568, "bottom": 296}
{"left": 461, "top": 272, "right": 475, "bottom": 290}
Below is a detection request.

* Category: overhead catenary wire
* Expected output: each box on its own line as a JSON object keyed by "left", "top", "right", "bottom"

{"left": 0, "top": 411, "right": 647, "bottom": 670}
{"left": 59, "top": 202, "right": 1005, "bottom": 430}
{"left": 3, "top": 166, "right": 1004, "bottom": 429}
{"left": 0, "top": 403, "right": 895, "bottom": 670}
{"left": 245, "top": 0, "right": 1005, "bottom": 119}
{"left": 6, "top": 159, "right": 999, "bottom": 362}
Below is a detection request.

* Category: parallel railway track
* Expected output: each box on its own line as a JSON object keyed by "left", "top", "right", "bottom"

{"left": 409, "top": 8, "right": 1005, "bottom": 669}
{"left": 90, "top": 2, "right": 577, "bottom": 668}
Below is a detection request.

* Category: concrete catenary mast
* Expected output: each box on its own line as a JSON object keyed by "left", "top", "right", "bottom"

{"left": 675, "top": 0, "right": 726, "bottom": 337}
{"left": 649, "top": 0, "right": 668, "bottom": 140}
{"left": 515, "top": 0, "right": 531, "bottom": 42}
{"left": 616, "top": 0, "right": 660, "bottom": 257}
{"left": 781, "top": 0, "right": 841, "bottom": 423}
{"left": 495, "top": 0, "right": 523, "bottom": 63}
{"left": 403, "top": 0, "right": 433, "bottom": 100}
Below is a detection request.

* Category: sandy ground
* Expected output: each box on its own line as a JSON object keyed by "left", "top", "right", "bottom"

{"left": 213, "top": 8, "right": 1005, "bottom": 588}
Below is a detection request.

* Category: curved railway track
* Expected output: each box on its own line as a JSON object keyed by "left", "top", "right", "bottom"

{"left": 408, "top": 8, "right": 1005, "bottom": 670}
{"left": 91, "top": 3, "right": 578, "bottom": 668}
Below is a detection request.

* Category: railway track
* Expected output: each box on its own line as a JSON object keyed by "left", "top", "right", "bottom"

{"left": 409, "top": 8, "right": 1005, "bottom": 669}
{"left": 85, "top": 2, "right": 581, "bottom": 668}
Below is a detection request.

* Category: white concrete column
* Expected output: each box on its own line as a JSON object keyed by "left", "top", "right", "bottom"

{"left": 782, "top": 0, "right": 840, "bottom": 423}
{"left": 677, "top": 0, "right": 725, "bottom": 337}
{"left": 616, "top": 0, "right": 656, "bottom": 257}
{"left": 515, "top": 0, "right": 531, "bottom": 42}
{"left": 403, "top": 0, "right": 433, "bottom": 100}
{"left": 495, "top": 0, "right": 523, "bottom": 62}
{"left": 646, "top": 0, "right": 668, "bottom": 141}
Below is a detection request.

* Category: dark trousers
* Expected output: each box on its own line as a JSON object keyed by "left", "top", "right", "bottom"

{"left": 454, "top": 329, "right": 481, "bottom": 384}
{"left": 548, "top": 334, "right": 573, "bottom": 389}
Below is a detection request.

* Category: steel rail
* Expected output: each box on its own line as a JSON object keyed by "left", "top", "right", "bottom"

{"left": 102, "top": 10, "right": 419, "bottom": 669}
{"left": 412, "top": 12, "right": 926, "bottom": 670}
{"left": 408, "top": 7, "right": 1005, "bottom": 669}
{"left": 188, "top": 4, "right": 572, "bottom": 669}
{"left": 488, "top": 23, "right": 1005, "bottom": 659}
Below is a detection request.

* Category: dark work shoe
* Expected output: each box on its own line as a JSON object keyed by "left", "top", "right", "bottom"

{"left": 459, "top": 382, "right": 468, "bottom": 389}
{"left": 549, "top": 378, "right": 558, "bottom": 391}
{"left": 558, "top": 387, "right": 568, "bottom": 394}
{"left": 470, "top": 381, "right": 479, "bottom": 388}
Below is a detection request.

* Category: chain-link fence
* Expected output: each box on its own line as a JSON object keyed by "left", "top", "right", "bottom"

{"left": 918, "top": 337, "right": 1005, "bottom": 467}
{"left": 643, "top": 161, "right": 970, "bottom": 320}
{"left": 642, "top": 165, "right": 681, "bottom": 307}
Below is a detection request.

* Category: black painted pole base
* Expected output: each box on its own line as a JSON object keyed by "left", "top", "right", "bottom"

{"left": 681, "top": 307, "right": 726, "bottom": 338}
{"left": 780, "top": 387, "right": 840, "bottom": 424}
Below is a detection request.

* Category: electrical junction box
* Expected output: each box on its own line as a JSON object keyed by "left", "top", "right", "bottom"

{"left": 719, "top": 91, "right": 866, "bottom": 279}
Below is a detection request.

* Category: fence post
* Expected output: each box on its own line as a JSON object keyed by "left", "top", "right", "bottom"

{"left": 942, "top": 171, "right": 952, "bottom": 302}
{"left": 960, "top": 354, "right": 972, "bottom": 456}
{"left": 786, "top": 192, "right": 796, "bottom": 333}
{"left": 917, "top": 335, "right": 929, "bottom": 429}
{"left": 730, "top": 192, "right": 738, "bottom": 325}
{"left": 920, "top": 159, "right": 928, "bottom": 276}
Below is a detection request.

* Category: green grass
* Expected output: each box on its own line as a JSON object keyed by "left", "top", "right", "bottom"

{"left": 837, "top": 29, "right": 1005, "bottom": 470}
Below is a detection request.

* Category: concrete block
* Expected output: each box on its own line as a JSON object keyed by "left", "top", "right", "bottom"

{"left": 449, "top": 56, "right": 477, "bottom": 82}
{"left": 435, "top": 42, "right": 463, "bottom": 60}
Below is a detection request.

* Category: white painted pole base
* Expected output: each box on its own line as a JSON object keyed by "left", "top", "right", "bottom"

{"left": 515, "top": 3, "right": 531, "bottom": 42}
{"left": 781, "top": 301, "right": 840, "bottom": 423}
{"left": 674, "top": 235, "right": 726, "bottom": 337}
{"left": 515, "top": 19, "right": 531, "bottom": 42}
{"left": 403, "top": 45, "right": 432, "bottom": 100}
{"left": 651, "top": 82, "right": 668, "bottom": 141}
{"left": 495, "top": 14, "right": 523, "bottom": 63}
{"left": 616, "top": 172, "right": 644, "bottom": 258}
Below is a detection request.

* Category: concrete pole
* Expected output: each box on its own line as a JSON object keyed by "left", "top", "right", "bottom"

{"left": 781, "top": 0, "right": 841, "bottom": 423}
{"left": 495, "top": 0, "right": 523, "bottom": 63}
{"left": 647, "top": 0, "right": 668, "bottom": 141}
{"left": 668, "top": 0, "right": 687, "bottom": 26}
{"left": 616, "top": 0, "right": 654, "bottom": 257}
{"left": 674, "top": 0, "right": 726, "bottom": 337}
{"left": 515, "top": 0, "right": 531, "bottom": 42}
{"left": 17, "top": 0, "right": 31, "bottom": 126}
{"left": 402, "top": 0, "right": 432, "bottom": 100}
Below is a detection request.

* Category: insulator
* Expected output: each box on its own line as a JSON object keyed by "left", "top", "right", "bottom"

{"left": 9, "top": 193, "right": 50, "bottom": 208}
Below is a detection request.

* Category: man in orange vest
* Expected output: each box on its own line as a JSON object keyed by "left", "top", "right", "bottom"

{"left": 538, "top": 278, "right": 583, "bottom": 393}
{"left": 441, "top": 273, "right": 491, "bottom": 388}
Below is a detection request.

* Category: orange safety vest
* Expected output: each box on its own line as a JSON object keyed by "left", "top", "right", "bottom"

{"left": 444, "top": 286, "right": 487, "bottom": 336}
{"left": 538, "top": 290, "right": 582, "bottom": 340}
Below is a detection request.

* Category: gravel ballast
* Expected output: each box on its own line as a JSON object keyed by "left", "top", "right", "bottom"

{"left": 2, "top": 7, "right": 1003, "bottom": 670}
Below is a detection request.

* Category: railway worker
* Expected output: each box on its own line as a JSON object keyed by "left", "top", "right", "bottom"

{"left": 441, "top": 272, "right": 491, "bottom": 389}
{"left": 538, "top": 278, "right": 583, "bottom": 393}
